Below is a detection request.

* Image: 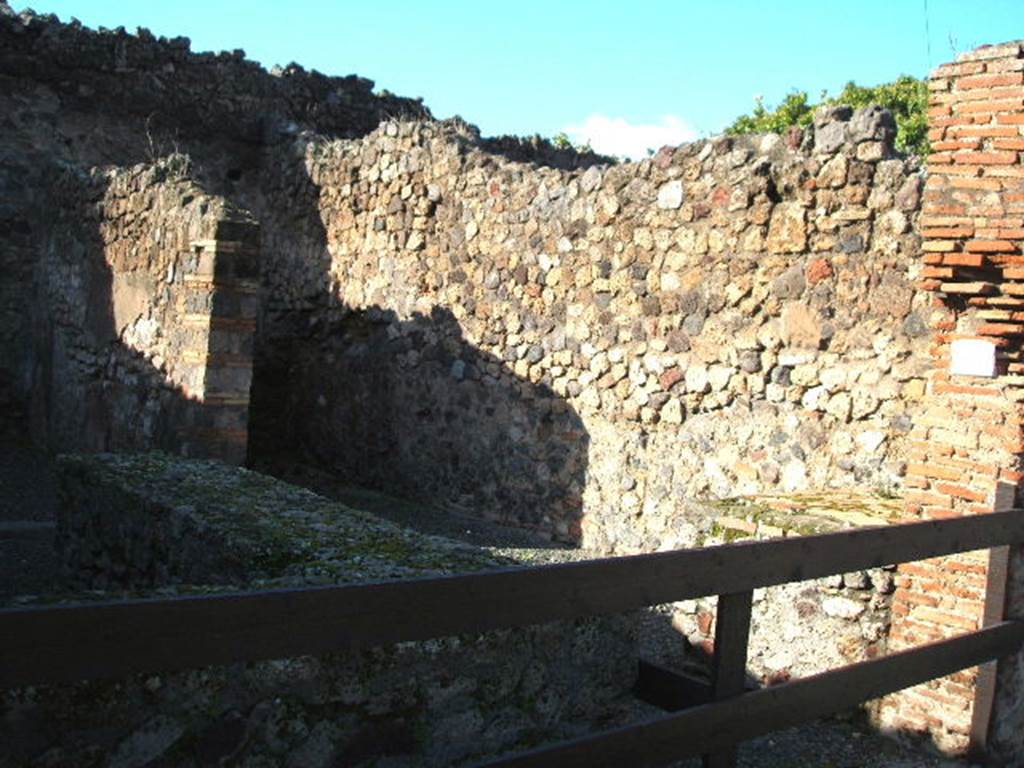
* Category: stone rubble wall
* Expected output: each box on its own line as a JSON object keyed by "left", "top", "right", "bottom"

{"left": 0, "top": 2, "right": 592, "bottom": 452}
{"left": 674, "top": 570, "right": 896, "bottom": 694}
{"left": 0, "top": 0, "right": 430, "bottom": 440}
{"left": 0, "top": 3, "right": 430, "bottom": 156}
{"left": 0, "top": 3, "right": 932, "bottom": 550}
{"left": 31, "top": 158, "right": 258, "bottom": 462}
{"left": 667, "top": 495, "right": 898, "bottom": 689}
{"left": 253, "top": 109, "right": 928, "bottom": 550}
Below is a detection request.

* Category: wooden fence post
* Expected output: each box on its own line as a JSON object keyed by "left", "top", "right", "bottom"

{"left": 968, "top": 483, "right": 1017, "bottom": 760}
{"left": 703, "top": 590, "right": 753, "bottom": 768}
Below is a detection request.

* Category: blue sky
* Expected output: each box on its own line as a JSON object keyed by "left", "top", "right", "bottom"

{"left": 14, "top": 1, "right": 1024, "bottom": 157}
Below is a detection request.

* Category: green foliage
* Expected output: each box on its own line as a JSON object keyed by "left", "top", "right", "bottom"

{"left": 552, "top": 131, "right": 572, "bottom": 149}
{"left": 551, "top": 131, "right": 593, "bottom": 155}
{"left": 726, "top": 91, "right": 816, "bottom": 135}
{"left": 725, "top": 75, "right": 929, "bottom": 155}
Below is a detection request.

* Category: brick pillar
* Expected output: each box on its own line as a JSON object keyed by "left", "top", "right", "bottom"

{"left": 177, "top": 218, "right": 259, "bottom": 464}
{"left": 879, "top": 41, "right": 1024, "bottom": 756}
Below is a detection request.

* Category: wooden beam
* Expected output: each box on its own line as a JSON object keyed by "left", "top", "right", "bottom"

{"left": 969, "top": 544, "right": 1011, "bottom": 760}
{"left": 968, "top": 481, "right": 1018, "bottom": 760}
{"left": 634, "top": 660, "right": 712, "bottom": 712}
{"left": 2, "top": 511, "right": 1022, "bottom": 688}
{"left": 479, "top": 621, "right": 1024, "bottom": 768}
{"left": 703, "top": 591, "right": 753, "bottom": 768}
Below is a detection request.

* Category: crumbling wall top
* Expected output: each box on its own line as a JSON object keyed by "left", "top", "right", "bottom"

{"left": 0, "top": 1, "right": 430, "bottom": 146}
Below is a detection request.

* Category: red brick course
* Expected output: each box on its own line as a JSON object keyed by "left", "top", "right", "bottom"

{"left": 882, "top": 39, "right": 1024, "bottom": 756}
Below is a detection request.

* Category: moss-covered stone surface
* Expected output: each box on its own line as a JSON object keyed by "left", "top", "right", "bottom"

{"left": 57, "top": 452, "right": 525, "bottom": 591}
{"left": 699, "top": 490, "right": 902, "bottom": 544}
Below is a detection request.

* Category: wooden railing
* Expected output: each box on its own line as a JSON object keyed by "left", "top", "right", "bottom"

{"left": 2, "top": 511, "right": 1023, "bottom": 766}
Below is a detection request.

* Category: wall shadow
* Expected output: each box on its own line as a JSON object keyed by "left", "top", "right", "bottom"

{"left": 236, "top": 115, "right": 591, "bottom": 544}
{"left": 26, "top": 164, "right": 233, "bottom": 463}
{"left": 7, "top": 85, "right": 593, "bottom": 550}
{"left": 250, "top": 302, "right": 590, "bottom": 545}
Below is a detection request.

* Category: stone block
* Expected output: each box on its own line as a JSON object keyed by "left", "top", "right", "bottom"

{"left": 766, "top": 203, "right": 808, "bottom": 253}
{"left": 780, "top": 302, "right": 822, "bottom": 348}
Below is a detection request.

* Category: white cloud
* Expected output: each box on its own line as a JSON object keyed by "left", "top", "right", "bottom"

{"left": 562, "top": 114, "right": 698, "bottom": 160}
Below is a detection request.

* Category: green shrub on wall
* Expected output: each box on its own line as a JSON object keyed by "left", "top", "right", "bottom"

{"left": 727, "top": 91, "right": 817, "bottom": 135}
{"left": 726, "top": 75, "right": 929, "bottom": 155}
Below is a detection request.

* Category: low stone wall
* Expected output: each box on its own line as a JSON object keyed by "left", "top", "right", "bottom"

{"left": 55, "top": 452, "right": 527, "bottom": 589}
{"left": 3, "top": 453, "right": 655, "bottom": 768}
{"left": 669, "top": 493, "right": 897, "bottom": 689}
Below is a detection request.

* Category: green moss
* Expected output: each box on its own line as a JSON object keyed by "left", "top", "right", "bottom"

{"left": 699, "top": 490, "right": 903, "bottom": 543}
{"left": 707, "top": 522, "right": 752, "bottom": 543}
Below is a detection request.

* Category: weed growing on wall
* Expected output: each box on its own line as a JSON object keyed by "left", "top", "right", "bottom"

{"left": 726, "top": 75, "right": 929, "bottom": 155}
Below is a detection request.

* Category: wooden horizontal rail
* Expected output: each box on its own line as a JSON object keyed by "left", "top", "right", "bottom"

{"left": 2, "top": 511, "right": 1022, "bottom": 767}
{"left": 2, "top": 510, "right": 1022, "bottom": 688}
{"left": 478, "top": 620, "right": 1024, "bottom": 768}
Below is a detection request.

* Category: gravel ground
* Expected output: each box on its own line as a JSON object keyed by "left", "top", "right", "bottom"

{"left": 2, "top": 453, "right": 979, "bottom": 767}
{"left": 279, "top": 463, "right": 976, "bottom": 768}
{"left": 272, "top": 462, "right": 570, "bottom": 551}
